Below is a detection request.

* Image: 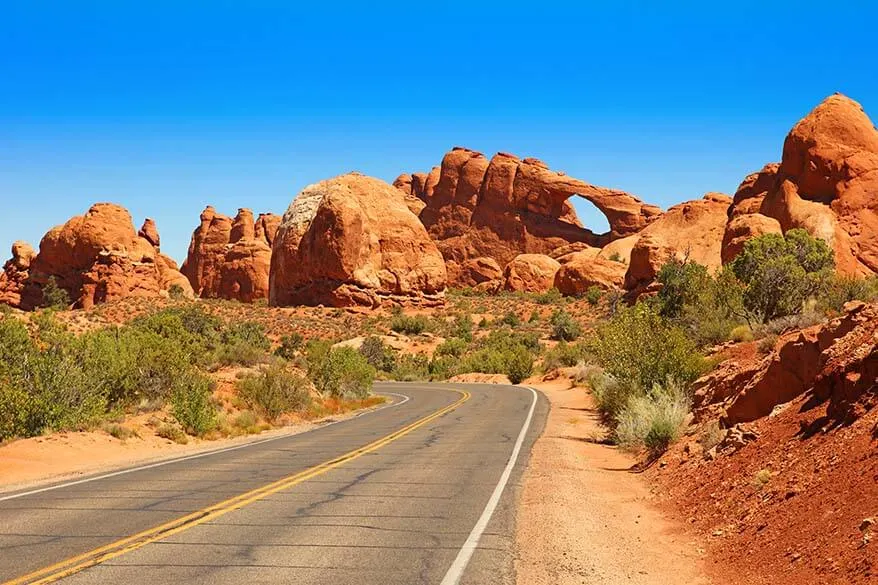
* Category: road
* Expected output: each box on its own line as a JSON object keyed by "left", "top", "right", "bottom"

{"left": 0, "top": 383, "right": 547, "bottom": 585}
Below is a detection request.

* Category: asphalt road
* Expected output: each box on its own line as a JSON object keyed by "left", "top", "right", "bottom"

{"left": 0, "top": 383, "right": 547, "bottom": 585}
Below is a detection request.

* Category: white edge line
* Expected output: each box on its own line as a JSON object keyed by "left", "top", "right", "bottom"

{"left": 440, "top": 385, "right": 539, "bottom": 585}
{"left": 0, "top": 390, "right": 411, "bottom": 503}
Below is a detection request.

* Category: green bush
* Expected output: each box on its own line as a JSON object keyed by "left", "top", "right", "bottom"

{"left": 359, "top": 336, "right": 396, "bottom": 372}
{"left": 534, "top": 288, "right": 563, "bottom": 305}
{"left": 435, "top": 337, "right": 468, "bottom": 358}
{"left": 168, "top": 284, "right": 187, "bottom": 301}
{"left": 274, "top": 333, "right": 304, "bottom": 360}
{"left": 542, "top": 341, "right": 586, "bottom": 371}
{"left": 237, "top": 364, "right": 312, "bottom": 421}
{"left": 391, "top": 353, "right": 431, "bottom": 381}
{"left": 170, "top": 372, "right": 217, "bottom": 436}
{"left": 390, "top": 311, "right": 428, "bottom": 335}
{"left": 310, "top": 346, "right": 375, "bottom": 398}
{"left": 550, "top": 309, "right": 582, "bottom": 341}
{"left": 585, "top": 303, "right": 706, "bottom": 393}
{"left": 585, "top": 286, "right": 602, "bottom": 306}
{"left": 42, "top": 277, "right": 70, "bottom": 310}
{"left": 730, "top": 229, "right": 834, "bottom": 323}
{"left": 428, "top": 355, "right": 457, "bottom": 381}
{"left": 499, "top": 311, "right": 520, "bottom": 327}
{"left": 588, "top": 370, "right": 638, "bottom": 422}
{"left": 817, "top": 274, "right": 878, "bottom": 312}
{"left": 449, "top": 314, "right": 474, "bottom": 342}
{"left": 615, "top": 380, "right": 691, "bottom": 457}
{"left": 506, "top": 346, "right": 533, "bottom": 384}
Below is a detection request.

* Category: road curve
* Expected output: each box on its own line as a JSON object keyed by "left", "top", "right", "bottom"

{"left": 0, "top": 383, "right": 548, "bottom": 585}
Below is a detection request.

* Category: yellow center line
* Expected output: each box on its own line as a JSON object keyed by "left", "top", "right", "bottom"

{"left": 4, "top": 389, "right": 471, "bottom": 585}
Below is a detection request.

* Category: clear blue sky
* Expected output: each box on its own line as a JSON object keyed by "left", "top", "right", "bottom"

{"left": 2, "top": 1, "right": 876, "bottom": 262}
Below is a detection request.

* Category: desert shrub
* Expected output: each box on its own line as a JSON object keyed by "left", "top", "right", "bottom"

{"left": 528, "top": 310, "right": 540, "bottom": 323}
{"left": 753, "top": 302, "right": 824, "bottom": 337}
{"left": 390, "top": 311, "right": 428, "bottom": 335}
{"left": 435, "top": 337, "right": 468, "bottom": 358}
{"left": 391, "top": 353, "right": 430, "bottom": 381}
{"left": 756, "top": 333, "right": 778, "bottom": 354}
{"left": 542, "top": 341, "right": 586, "bottom": 371}
{"left": 275, "top": 333, "right": 304, "bottom": 360}
{"left": 428, "top": 355, "right": 457, "bottom": 380}
{"left": 729, "top": 325, "right": 754, "bottom": 343}
{"left": 155, "top": 423, "right": 188, "bottom": 444}
{"left": 42, "top": 277, "right": 70, "bottom": 310}
{"left": 657, "top": 260, "right": 747, "bottom": 346}
{"left": 449, "top": 314, "right": 474, "bottom": 342}
{"left": 588, "top": 369, "right": 639, "bottom": 422}
{"left": 534, "top": 288, "right": 563, "bottom": 305}
{"left": 359, "top": 336, "right": 396, "bottom": 372}
{"left": 615, "top": 379, "right": 690, "bottom": 457}
{"left": 310, "top": 346, "right": 375, "bottom": 398}
{"left": 0, "top": 317, "right": 34, "bottom": 380}
{"left": 550, "top": 309, "right": 582, "bottom": 341}
{"left": 500, "top": 311, "right": 521, "bottom": 327}
{"left": 168, "top": 284, "right": 187, "bottom": 301}
{"left": 817, "top": 274, "right": 878, "bottom": 312}
{"left": 170, "top": 371, "right": 217, "bottom": 436}
{"left": 478, "top": 317, "right": 490, "bottom": 328}
{"left": 730, "top": 229, "right": 834, "bottom": 323}
{"left": 506, "top": 346, "right": 533, "bottom": 384}
{"left": 585, "top": 303, "right": 706, "bottom": 393}
{"left": 585, "top": 286, "right": 602, "bottom": 306}
{"left": 130, "top": 306, "right": 224, "bottom": 366}
{"left": 237, "top": 364, "right": 312, "bottom": 422}
{"left": 608, "top": 252, "right": 624, "bottom": 263}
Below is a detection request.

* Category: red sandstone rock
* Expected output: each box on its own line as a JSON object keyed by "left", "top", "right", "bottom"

{"left": 138, "top": 218, "right": 160, "bottom": 248}
{"left": 403, "top": 147, "right": 661, "bottom": 286}
{"left": 720, "top": 214, "right": 783, "bottom": 263}
{"left": 723, "top": 94, "right": 878, "bottom": 275}
{"left": 452, "top": 257, "right": 503, "bottom": 288}
{"left": 181, "top": 207, "right": 279, "bottom": 302}
{"left": 554, "top": 251, "right": 626, "bottom": 294}
{"left": 10, "top": 203, "right": 191, "bottom": 310}
{"left": 502, "top": 254, "right": 561, "bottom": 293}
{"left": 624, "top": 193, "right": 732, "bottom": 291}
{"left": 0, "top": 242, "right": 36, "bottom": 307}
{"left": 269, "top": 173, "right": 447, "bottom": 308}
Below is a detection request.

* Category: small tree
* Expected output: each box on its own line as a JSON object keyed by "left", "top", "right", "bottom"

{"left": 550, "top": 309, "right": 582, "bottom": 341}
{"left": 42, "top": 277, "right": 70, "bottom": 310}
{"left": 730, "top": 229, "right": 834, "bottom": 323}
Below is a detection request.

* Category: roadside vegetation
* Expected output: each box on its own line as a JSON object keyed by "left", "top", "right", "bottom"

{"left": 580, "top": 229, "right": 878, "bottom": 458}
{"left": 0, "top": 303, "right": 381, "bottom": 442}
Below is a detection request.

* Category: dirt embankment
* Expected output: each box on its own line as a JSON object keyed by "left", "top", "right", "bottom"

{"left": 516, "top": 377, "right": 710, "bottom": 584}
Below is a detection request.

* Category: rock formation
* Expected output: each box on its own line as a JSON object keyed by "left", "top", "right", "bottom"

{"left": 399, "top": 147, "right": 661, "bottom": 286}
{"left": 2, "top": 203, "right": 193, "bottom": 310}
{"left": 722, "top": 94, "right": 878, "bottom": 274}
{"left": 554, "top": 252, "right": 627, "bottom": 294}
{"left": 502, "top": 254, "right": 561, "bottom": 293}
{"left": 624, "top": 193, "right": 733, "bottom": 291}
{"left": 0, "top": 242, "right": 37, "bottom": 307}
{"left": 181, "top": 207, "right": 280, "bottom": 303}
{"left": 269, "top": 173, "right": 447, "bottom": 308}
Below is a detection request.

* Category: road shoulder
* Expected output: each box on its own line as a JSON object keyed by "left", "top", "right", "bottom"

{"left": 515, "top": 378, "right": 711, "bottom": 585}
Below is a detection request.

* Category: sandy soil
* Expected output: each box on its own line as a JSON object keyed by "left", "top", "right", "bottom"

{"left": 0, "top": 403, "right": 383, "bottom": 493}
{"left": 515, "top": 377, "right": 711, "bottom": 585}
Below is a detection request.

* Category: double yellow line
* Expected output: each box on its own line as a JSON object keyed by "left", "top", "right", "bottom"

{"left": 6, "top": 389, "right": 470, "bottom": 585}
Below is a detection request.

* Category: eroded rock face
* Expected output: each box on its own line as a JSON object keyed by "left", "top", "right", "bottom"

{"left": 399, "top": 147, "right": 661, "bottom": 286}
{"left": 624, "top": 193, "right": 732, "bottom": 291}
{"left": 720, "top": 214, "right": 783, "bottom": 264}
{"left": 452, "top": 256, "right": 503, "bottom": 288}
{"left": 718, "top": 302, "right": 877, "bottom": 425}
{"left": 502, "top": 254, "right": 561, "bottom": 293}
{"left": 0, "top": 242, "right": 37, "bottom": 307}
{"left": 270, "top": 173, "right": 447, "bottom": 307}
{"left": 723, "top": 94, "right": 878, "bottom": 274}
{"left": 554, "top": 252, "right": 627, "bottom": 294}
{"left": 7, "top": 203, "right": 193, "bottom": 310}
{"left": 181, "top": 207, "right": 279, "bottom": 302}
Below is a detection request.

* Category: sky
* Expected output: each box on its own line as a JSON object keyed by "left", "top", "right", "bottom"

{"left": 2, "top": 1, "right": 877, "bottom": 262}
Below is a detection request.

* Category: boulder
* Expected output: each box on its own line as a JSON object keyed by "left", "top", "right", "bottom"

{"left": 554, "top": 252, "right": 626, "bottom": 295}
{"left": 402, "top": 147, "right": 661, "bottom": 286}
{"left": 138, "top": 218, "right": 160, "bottom": 248}
{"left": 11, "top": 203, "right": 192, "bottom": 310}
{"left": 181, "top": 207, "right": 279, "bottom": 303}
{"left": 451, "top": 256, "right": 504, "bottom": 287}
{"left": 502, "top": 254, "right": 561, "bottom": 293}
{"left": 720, "top": 213, "right": 783, "bottom": 263}
{"left": 269, "top": 173, "right": 447, "bottom": 307}
{"left": 724, "top": 94, "right": 878, "bottom": 275}
{"left": 624, "top": 193, "right": 732, "bottom": 291}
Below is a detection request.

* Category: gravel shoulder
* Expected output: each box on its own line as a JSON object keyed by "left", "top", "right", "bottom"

{"left": 515, "top": 378, "right": 711, "bottom": 585}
